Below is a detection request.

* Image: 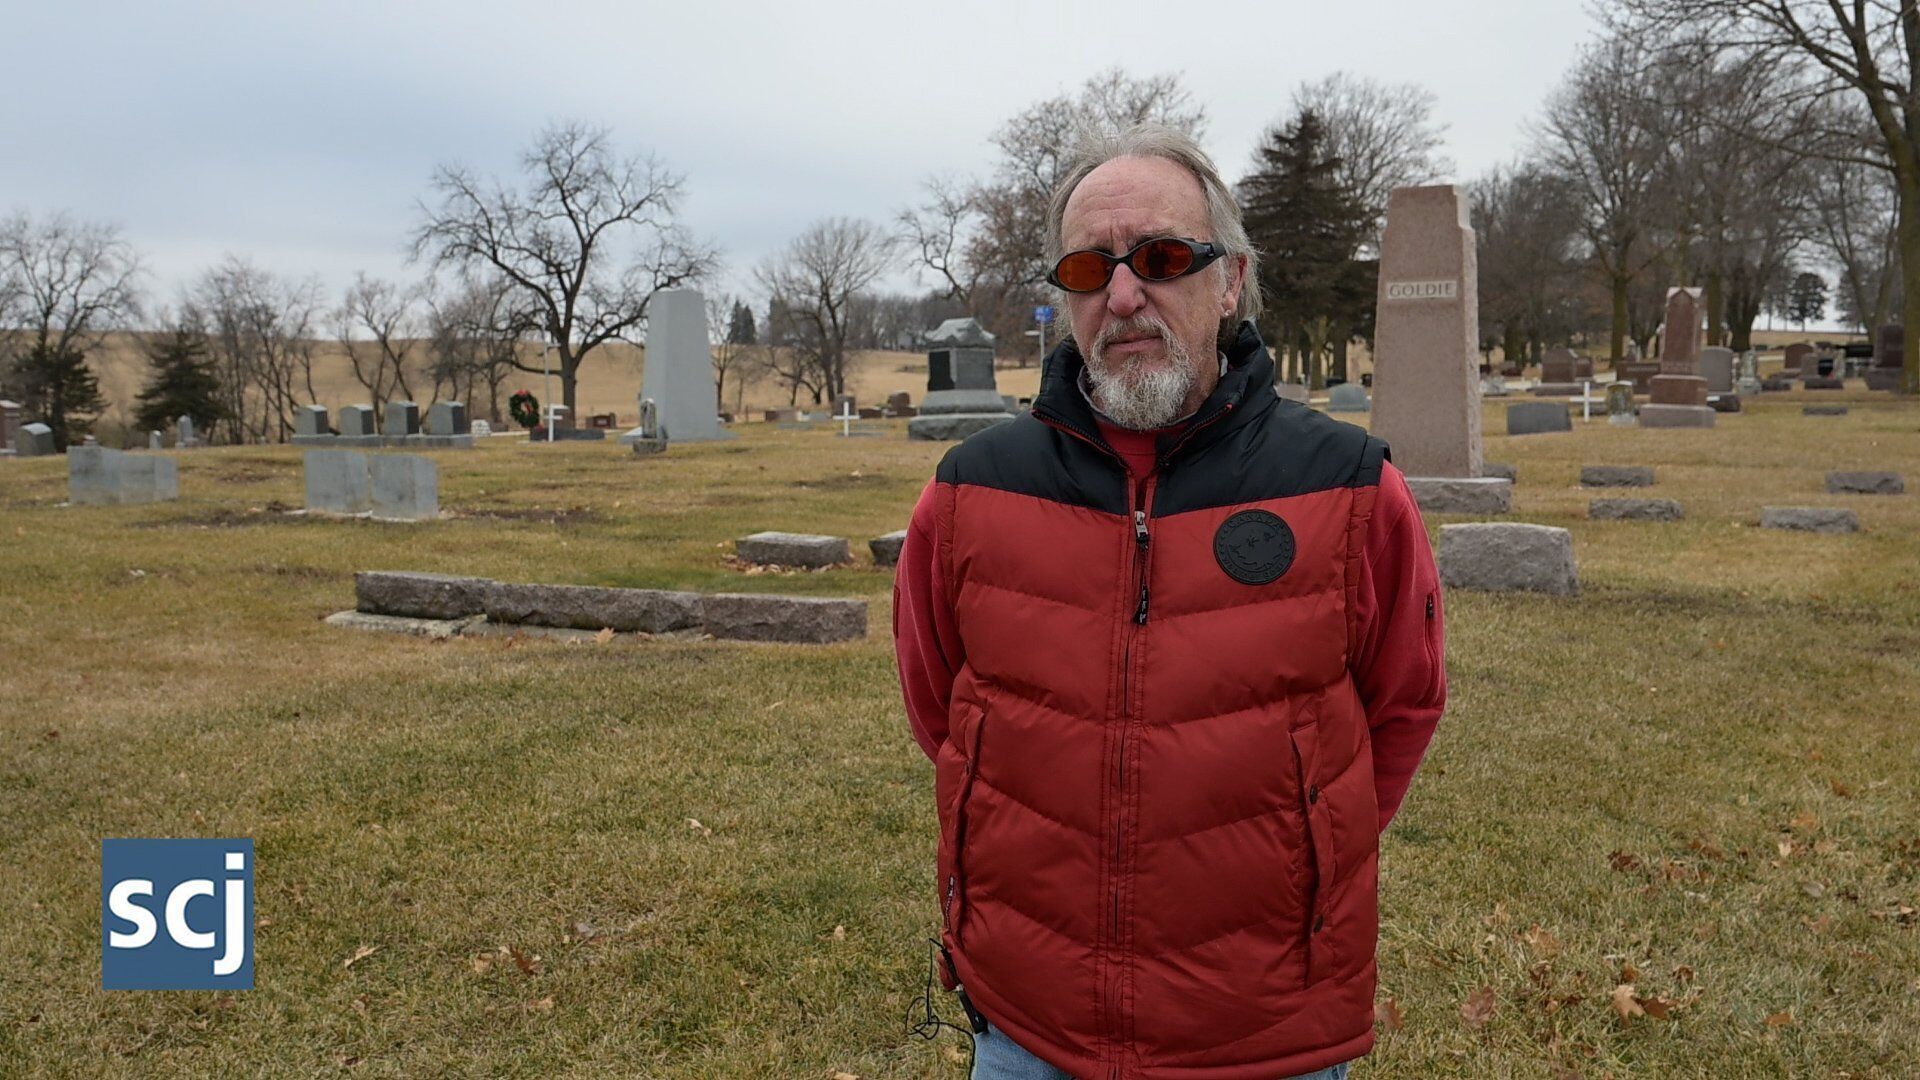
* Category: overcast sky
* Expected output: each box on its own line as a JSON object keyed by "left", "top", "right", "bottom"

{"left": 1, "top": 0, "right": 1601, "bottom": 317}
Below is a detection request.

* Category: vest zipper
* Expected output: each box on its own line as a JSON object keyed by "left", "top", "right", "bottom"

{"left": 1110, "top": 476, "right": 1154, "bottom": 1073}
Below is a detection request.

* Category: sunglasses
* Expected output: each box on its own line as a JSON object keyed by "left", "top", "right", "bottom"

{"left": 1047, "top": 237, "right": 1227, "bottom": 293}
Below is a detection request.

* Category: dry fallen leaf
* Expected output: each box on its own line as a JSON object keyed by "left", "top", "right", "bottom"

{"left": 942, "top": 1045, "right": 966, "bottom": 1064}
{"left": 1618, "top": 960, "right": 1639, "bottom": 984}
{"left": 343, "top": 945, "right": 379, "bottom": 970}
{"left": 509, "top": 945, "right": 541, "bottom": 976}
{"left": 1672, "top": 964, "right": 1695, "bottom": 984}
{"left": 1764, "top": 1009, "right": 1794, "bottom": 1028}
{"left": 1374, "top": 996, "right": 1404, "bottom": 1033}
{"left": 1609, "top": 850, "right": 1641, "bottom": 873}
{"left": 1641, "top": 994, "right": 1677, "bottom": 1020}
{"left": 1789, "top": 811, "right": 1820, "bottom": 832}
{"left": 593, "top": 626, "right": 615, "bottom": 645}
{"left": 1461, "top": 986, "right": 1497, "bottom": 1030}
{"left": 687, "top": 818, "right": 712, "bottom": 836}
{"left": 526, "top": 996, "right": 555, "bottom": 1013}
{"left": 1611, "top": 984, "right": 1645, "bottom": 1022}
{"left": 829, "top": 924, "right": 847, "bottom": 941}
{"left": 471, "top": 953, "right": 493, "bottom": 975}
{"left": 1523, "top": 925, "right": 1562, "bottom": 958}
{"left": 1829, "top": 778, "right": 1855, "bottom": 799}
{"left": 830, "top": 1073, "right": 860, "bottom": 1080}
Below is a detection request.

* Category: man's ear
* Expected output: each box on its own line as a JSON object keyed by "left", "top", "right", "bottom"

{"left": 1220, "top": 254, "right": 1247, "bottom": 317}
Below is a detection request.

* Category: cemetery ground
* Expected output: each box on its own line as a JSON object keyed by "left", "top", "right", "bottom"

{"left": 2, "top": 390, "right": 1918, "bottom": 1079}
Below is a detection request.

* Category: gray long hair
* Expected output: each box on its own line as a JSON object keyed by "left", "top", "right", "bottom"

{"left": 1044, "top": 123, "right": 1263, "bottom": 326}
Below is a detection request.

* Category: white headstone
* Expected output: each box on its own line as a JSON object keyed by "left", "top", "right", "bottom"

{"left": 640, "top": 288, "right": 729, "bottom": 442}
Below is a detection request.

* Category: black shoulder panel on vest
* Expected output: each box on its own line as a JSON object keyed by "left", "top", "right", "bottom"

{"left": 1153, "top": 398, "right": 1387, "bottom": 517}
{"left": 935, "top": 414, "right": 1129, "bottom": 516}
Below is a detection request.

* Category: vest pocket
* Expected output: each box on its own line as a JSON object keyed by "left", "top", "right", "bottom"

{"left": 1290, "top": 720, "right": 1337, "bottom": 986}
{"left": 943, "top": 707, "right": 989, "bottom": 945}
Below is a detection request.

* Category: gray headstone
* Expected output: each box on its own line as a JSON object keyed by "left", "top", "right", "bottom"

{"left": 1759, "top": 506, "right": 1859, "bottom": 533}
{"left": 640, "top": 287, "right": 729, "bottom": 442}
{"left": 425, "top": 401, "right": 468, "bottom": 437}
{"left": 870, "top": 529, "right": 908, "bottom": 568}
{"left": 905, "top": 412, "right": 1016, "bottom": 441}
{"left": 735, "top": 531, "right": 851, "bottom": 568}
{"left": 1803, "top": 405, "right": 1848, "bottom": 417}
{"left": 338, "top": 405, "right": 377, "bottom": 438}
{"left": 118, "top": 454, "right": 179, "bottom": 504}
{"left": 701, "top": 593, "right": 868, "bottom": 643}
{"left": 1405, "top": 477, "right": 1513, "bottom": 515}
{"left": 1505, "top": 401, "right": 1572, "bottom": 435}
{"left": 482, "top": 582, "right": 702, "bottom": 632}
{"left": 369, "top": 454, "right": 438, "bottom": 521}
{"left": 295, "top": 405, "right": 330, "bottom": 437}
{"left": 149, "top": 431, "right": 163, "bottom": 450}
{"left": 18, "top": 423, "right": 54, "bottom": 456}
{"left": 176, "top": 415, "right": 196, "bottom": 447}
{"left": 1638, "top": 404, "right": 1716, "bottom": 428}
{"left": 1699, "top": 347, "right": 1735, "bottom": 393}
{"left": 1437, "top": 522, "right": 1578, "bottom": 595}
{"left": 1605, "top": 381, "right": 1636, "bottom": 426}
{"left": 382, "top": 401, "right": 420, "bottom": 438}
{"left": 1326, "top": 384, "right": 1370, "bottom": 413}
{"left": 1588, "top": 498, "right": 1683, "bottom": 522}
{"left": 303, "top": 450, "right": 372, "bottom": 514}
{"left": 1580, "top": 466, "right": 1654, "bottom": 488}
{"left": 1825, "top": 471, "right": 1905, "bottom": 495}
{"left": 68, "top": 446, "right": 178, "bottom": 505}
{"left": 67, "top": 445, "right": 120, "bottom": 505}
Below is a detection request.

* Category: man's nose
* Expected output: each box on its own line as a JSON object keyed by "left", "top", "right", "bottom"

{"left": 1105, "top": 261, "right": 1147, "bottom": 318}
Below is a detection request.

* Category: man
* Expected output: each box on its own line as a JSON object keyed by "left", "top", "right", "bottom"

{"left": 894, "top": 123, "right": 1445, "bottom": 1079}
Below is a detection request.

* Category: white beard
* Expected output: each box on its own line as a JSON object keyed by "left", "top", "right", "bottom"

{"left": 1085, "top": 316, "right": 1196, "bottom": 430}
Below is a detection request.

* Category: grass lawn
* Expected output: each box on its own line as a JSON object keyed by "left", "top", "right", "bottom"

{"left": 2, "top": 387, "right": 1917, "bottom": 1078}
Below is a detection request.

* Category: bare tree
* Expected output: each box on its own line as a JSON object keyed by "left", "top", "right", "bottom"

{"left": 191, "top": 257, "right": 322, "bottom": 444}
{"left": 1291, "top": 72, "right": 1453, "bottom": 252}
{"left": 706, "top": 291, "right": 759, "bottom": 414}
{"left": 755, "top": 218, "right": 896, "bottom": 404}
{"left": 334, "top": 274, "right": 424, "bottom": 415}
{"left": 425, "top": 274, "right": 532, "bottom": 425}
{"left": 1613, "top": 1, "right": 1920, "bottom": 389}
{"left": 897, "top": 70, "right": 1205, "bottom": 355}
{"left": 410, "top": 121, "right": 719, "bottom": 413}
{"left": 1534, "top": 36, "right": 1673, "bottom": 366}
{"left": 1809, "top": 137, "right": 1901, "bottom": 332}
{"left": 0, "top": 211, "right": 142, "bottom": 421}
{"left": 1469, "top": 162, "right": 1586, "bottom": 367}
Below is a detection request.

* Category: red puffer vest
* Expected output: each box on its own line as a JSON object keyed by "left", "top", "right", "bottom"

{"left": 929, "top": 323, "right": 1388, "bottom": 1079}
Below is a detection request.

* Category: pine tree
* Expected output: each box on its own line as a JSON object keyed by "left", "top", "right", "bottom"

{"left": 1786, "top": 272, "right": 1828, "bottom": 329}
{"left": 1238, "top": 110, "right": 1372, "bottom": 388}
{"left": 16, "top": 340, "right": 106, "bottom": 451}
{"left": 727, "top": 301, "right": 757, "bottom": 346}
{"left": 134, "top": 328, "right": 227, "bottom": 436}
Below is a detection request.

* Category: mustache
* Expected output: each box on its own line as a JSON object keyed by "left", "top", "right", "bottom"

{"left": 1093, "top": 316, "right": 1172, "bottom": 355}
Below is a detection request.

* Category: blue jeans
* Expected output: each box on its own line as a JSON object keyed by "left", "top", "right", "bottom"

{"left": 970, "top": 1021, "right": 1351, "bottom": 1079}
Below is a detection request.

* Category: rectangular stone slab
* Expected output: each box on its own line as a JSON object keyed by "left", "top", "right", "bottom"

{"left": 1760, "top": 507, "right": 1860, "bottom": 533}
{"left": 304, "top": 450, "right": 372, "bottom": 514}
{"left": 1438, "top": 522, "right": 1578, "bottom": 595}
{"left": 735, "top": 531, "right": 851, "bottom": 568}
{"left": 356, "top": 570, "right": 493, "bottom": 618}
{"left": 370, "top": 454, "right": 438, "bottom": 521}
{"left": 1825, "top": 471, "right": 1905, "bottom": 495}
{"left": 1405, "top": 477, "right": 1512, "bottom": 515}
{"left": 483, "top": 582, "right": 703, "bottom": 632}
{"left": 701, "top": 594, "right": 868, "bottom": 643}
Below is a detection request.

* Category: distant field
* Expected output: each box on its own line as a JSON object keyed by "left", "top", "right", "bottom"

{"left": 72, "top": 327, "right": 1862, "bottom": 440}
{"left": 1, "top": 383, "right": 1916, "bottom": 1076}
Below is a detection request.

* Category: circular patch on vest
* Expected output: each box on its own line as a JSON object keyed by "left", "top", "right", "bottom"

{"left": 1213, "top": 510, "right": 1295, "bottom": 585}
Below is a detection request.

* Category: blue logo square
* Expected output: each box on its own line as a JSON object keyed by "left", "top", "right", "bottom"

{"left": 102, "top": 839, "right": 254, "bottom": 990}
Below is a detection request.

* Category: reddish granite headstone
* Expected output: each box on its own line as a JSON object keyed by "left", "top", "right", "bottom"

{"left": 0, "top": 400, "right": 19, "bottom": 454}
{"left": 1660, "top": 288, "right": 1703, "bottom": 375}
{"left": 1370, "top": 185, "right": 1486, "bottom": 479}
{"left": 1783, "top": 343, "right": 1814, "bottom": 374}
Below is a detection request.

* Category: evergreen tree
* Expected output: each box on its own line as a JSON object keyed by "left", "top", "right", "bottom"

{"left": 1786, "top": 271, "right": 1828, "bottom": 329}
{"left": 16, "top": 340, "right": 106, "bottom": 451}
{"left": 1238, "top": 110, "right": 1372, "bottom": 388}
{"left": 134, "top": 328, "right": 227, "bottom": 436}
{"left": 727, "top": 300, "right": 757, "bottom": 346}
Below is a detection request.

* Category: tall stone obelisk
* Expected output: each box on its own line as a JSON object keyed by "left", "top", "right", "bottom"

{"left": 1371, "top": 185, "right": 1510, "bottom": 513}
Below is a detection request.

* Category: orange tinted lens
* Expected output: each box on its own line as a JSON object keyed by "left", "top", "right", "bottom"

{"left": 1055, "top": 251, "right": 1112, "bottom": 291}
{"left": 1133, "top": 239, "right": 1193, "bottom": 280}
